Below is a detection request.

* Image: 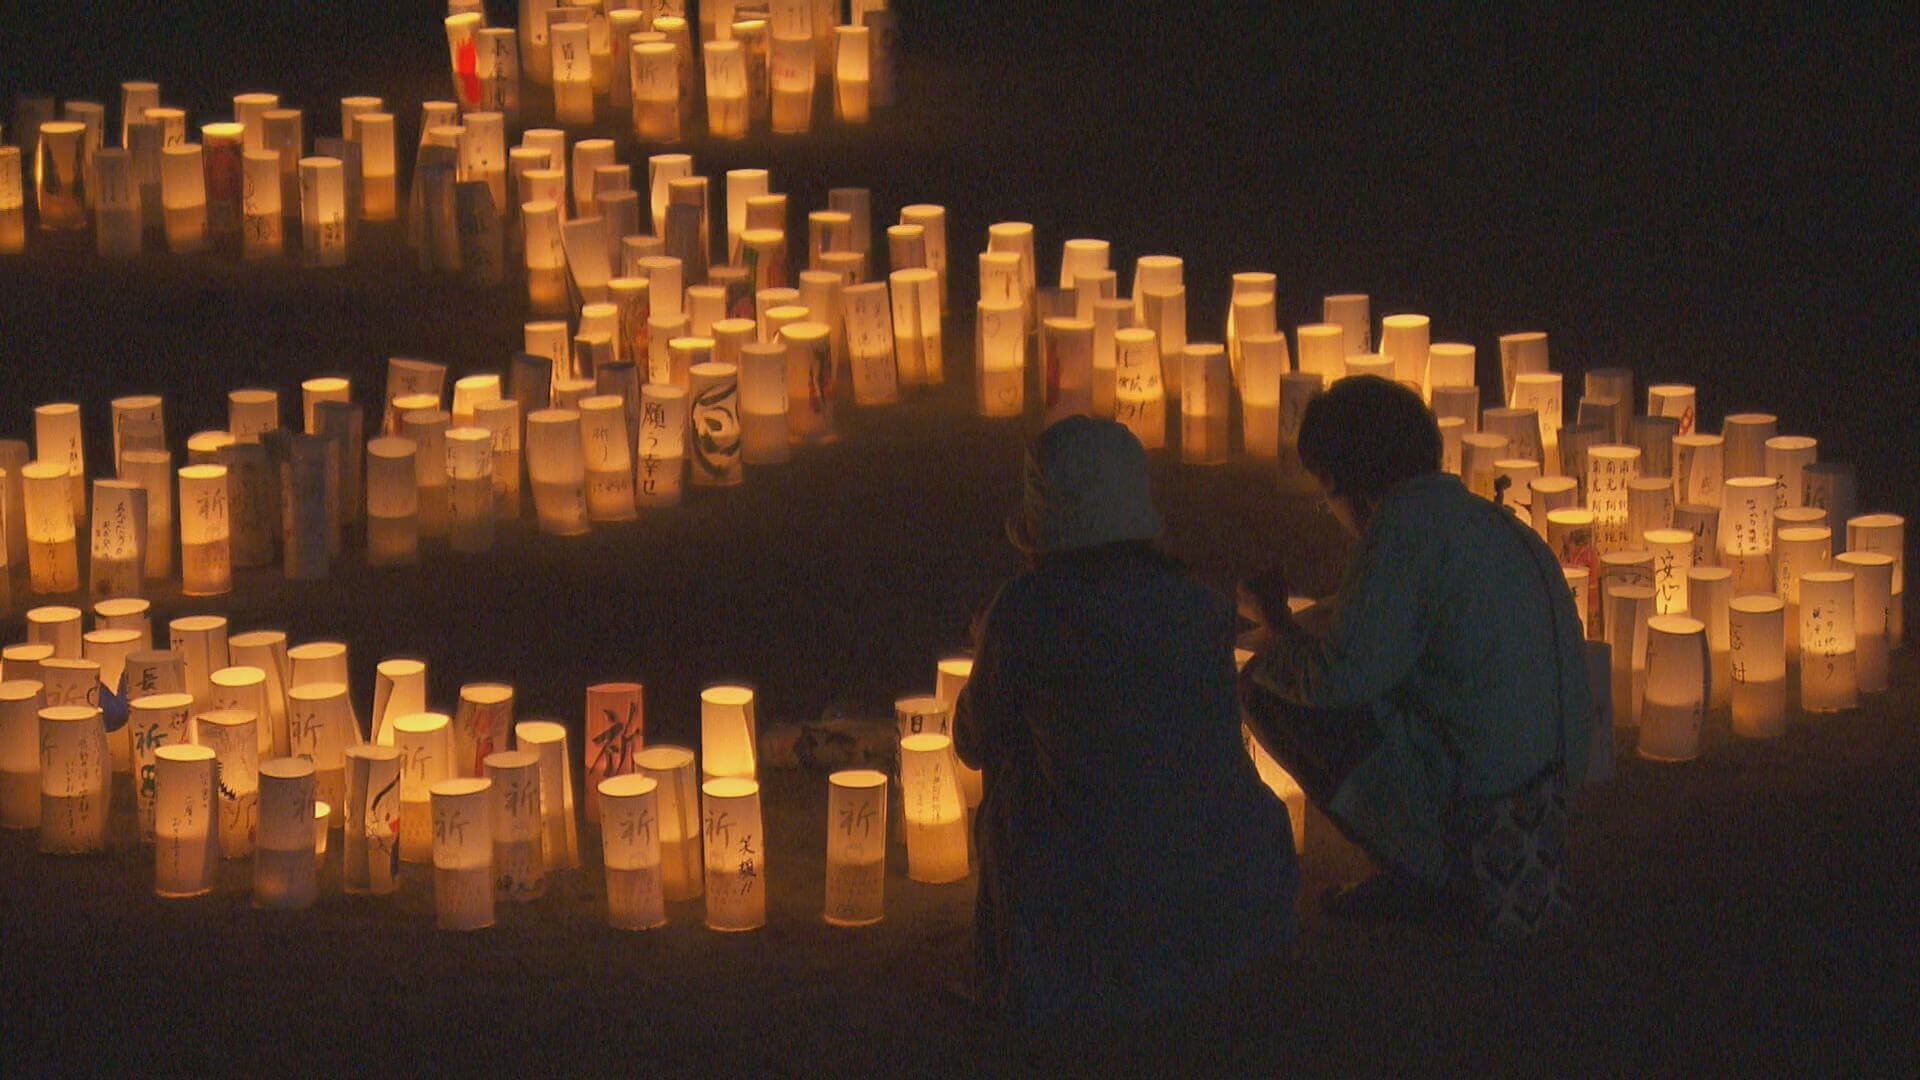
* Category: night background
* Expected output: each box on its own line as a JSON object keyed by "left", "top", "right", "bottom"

{"left": 1, "top": 3, "right": 1916, "bottom": 1073}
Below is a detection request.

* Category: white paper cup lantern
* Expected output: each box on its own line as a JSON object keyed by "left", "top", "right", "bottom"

{"left": 1643, "top": 528, "right": 1696, "bottom": 616}
{"left": 393, "top": 712, "right": 452, "bottom": 863}
{"left": 1774, "top": 525, "right": 1832, "bottom": 656}
{"left": 175, "top": 464, "right": 231, "bottom": 596}
{"left": 38, "top": 705, "right": 109, "bottom": 854}
{"left": 285, "top": 681, "right": 353, "bottom": 817}
{"left": 474, "top": 399, "right": 522, "bottom": 519}
{"left": 701, "top": 685, "right": 758, "bottom": 781}
{"left": 240, "top": 148, "right": 282, "bottom": 258}
{"left": 575, "top": 396, "right": 637, "bottom": 522}
{"left": 899, "top": 733, "right": 970, "bottom": 884}
{"left": 1296, "top": 323, "right": 1345, "bottom": 384}
{"left": 226, "top": 630, "right": 289, "bottom": 751}
{"left": 431, "top": 777, "right": 495, "bottom": 930}
{"left": 34, "top": 121, "right": 89, "bottom": 231}
{"left": 1687, "top": 567, "right": 1735, "bottom": 710}
{"left": 168, "top": 614, "right": 229, "bottom": 712}
{"left": 365, "top": 436, "right": 420, "bottom": 566}
{"left": 2, "top": 645, "right": 53, "bottom": 684}
{"left": 599, "top": 774, "right": 666, "bottom": 930}
{"left": 636, "top": 745, "right": 704, "bottom": 901}
{"left": 343, "top": 744, "right": 403, "bottom": 895}
{"left": 120, "top": 691, "right": 191, "bottom": 839}
{"left": 514, "top": 719, "right": 579, "bottom": 871}
{"left": 636, "top": 385, "right": 689, "bottom": 507}
{"left": 1719, "top": 475, "right": 1779, "bottom": 595}
{"left": 701, "top": 777, "right": 767, "bottom": 931}
{"left": 27, "top": 605, "right": 82, "bottom": 658}
{"left": 0, "top": 681, "right": 47, "bottom": 829}
{"left": 151, "top": 744, "right": 218, "bottom": 898}
{"left": 1763, "top": 435, "right": 1818, "bottom": 511}
{"left": 193, "top": 708, "right": 258, "bottom": 857}
{"left": 891, "top": 269, "right": 944, "bottom": 388}
{"left": 1673, "top": 433, "right": 1724, "bottom": 507}
{"left": 583, "top": 684, "right": 644, "bottom": 825}
{"left": 1509, "top": 372, "right": 1564, "bottom": 474}
{"left": 21, "top": 461, "right": 79, "bottom": 595}
{"left": 736, "top": 342, "right": 792, "bottom": 463}
{"left": 253, "top": 756, "right": 318, "bottom": 909}
{"left": 484, "top": 749, "right": 545, "bottom": 901}
{"left": 158, "top": 142, "right": 208, "bottom": 247}
{"left": 1847, "top": 513, "right": 1904, "bottom": 645}
{"left": 1827, "top": 552, "right": 1890, "bottom": 695}
{"left": 445, "top": 426, "right": 496, "bottom": 551}
{"left": 1638, "top": 616, "right": 1709, "bottom": 762}
{"left": 1729, "top": 595, "right": 1788, "bottom": 738}
{"left": 451, "top": 682, "right": 513, "bottom": 780}
{"left": 1798, "top": 570, "right": 1857, "bottom": 713}
{"left": 209, "top": 665, "right": 275, "bottom": 759}
{"left": 1603, "top": 586, "right": 1654, "bottom": 727}
{"left": 687, "top": 363, "right": 745, "bottom": 486}
{"left": 1179, "top": 344, "right": 1231, "bottom": 464}
{"left": 1237, "top": 334, "right": 1288, "bottom": 459}
{"left": 297, "top": 156, "right": 347, "bottom": 267}
{"left": 1113, "top": 327, "right": 1166, "bottom": 450}
{"left": 780, "top": 321, "right": 836, "bottom": 444}
{"left": 524, "top": 409, "right": 591, "bottom": 534}
{"left": 823, "top": 769, "right": 888, "bottom": 926}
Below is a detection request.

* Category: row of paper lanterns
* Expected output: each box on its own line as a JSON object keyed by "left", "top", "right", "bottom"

{"left": 0, "top": 601, "right": 998, "bottom": 930}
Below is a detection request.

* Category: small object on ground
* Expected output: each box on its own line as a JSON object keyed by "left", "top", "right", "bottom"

{"left": 759, "top": 706, "right": 897, "bottom": 773}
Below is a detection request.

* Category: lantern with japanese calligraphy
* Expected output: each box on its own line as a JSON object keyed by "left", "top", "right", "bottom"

{"left": 1728, "top": 595, "right": 1787, "bottom": 738}
{"left": 285, "top": 681, "right": 352, "bottom": 819}
{"left": 255, "top": 756, "right": 319, "bottom": 908}
{"left": 21, "top": 461, "right": 79, "bottom": 595}
{"left": 1718, "top": 475, "right": 1778, "bottom": 595}
{"left": 702, "top": 777, "right": 767, "bottom": 931}
{"left": 484, "top": 749, "right": 544, "bottom": 901}
{"left": 899, "top": 732, "right": 969, "bottom": 883}
{"left": 168, "top": 614, "right": 229, "bottom": 713}
{"left": 38, "top": 705, "right": 108, "bottom": 854}
{"left": 575, "top": 396, "right": 637, "bottom": 522}
{"left": 194, "top": 708, "right": 258, "bottom": 858}
{"left": 446, "top": 426, "right": 496, "bottom": 551}
{"left": 1112, "top": 327, "right": 1166, "bottom": 450}
{"left": 297, "top": 156, "right": 347, "bottom": 267}
{"left": 0, "top": 681, "right": 45, "bottom": 829}
{"left": 175, "top": 464, "right": 231, "bottom": 596}
{"left": 636, "top": 385, "right": 689, "bottom": 508}
{"left": 126, "top": 691, "right": 192, "bottom": 838}
{"left": 974, "top": 296, "right": 1024, "bottom": 417}
{"left": 824, "top": 769, "right": 888, "bottom": 926}
{"left": 599, "top": 774, "right": 666, "bottom": 930}
{"left": 149, "top": 743, "right": 217, "bottom": 898}
{"left": 209, "top": 665, "right": 275, "bottom": 760}
{"left": 1797, "top": 571, "right": 1857, "bottom": 713}
{"left": 1775, "top": 525, "right": 1831, "bottom": 657}
{"left": 636, "top": 744, "right": 703, "bottom": 901}
{"left": 1643, "top": 528, "right": 1695, "bottom": 616}
{"left": 515, "top": 719, "right": 579, "bottom": 871}
{"left": 450, "top": 682, "right": 513, "bottom": 780}
{"left": 1687, "top": 567, "right": 1734, "bottom": 710}
{"left": 583, "top": 683, "right": 643, "bottom": 825}
{"left": 392, "top": 712, "right": 451, "bottom": 863}
{"left": 1847, "top": 513, "right": 1904, "bottom": 645}
{"left": 1639, "top": 616, "right": 1708, "bottom": 762}
{"left": 431, "top": 777, "right": 495, "bottom": 930}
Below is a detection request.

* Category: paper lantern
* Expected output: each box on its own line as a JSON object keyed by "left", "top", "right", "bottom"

{"left": 1846, "top": 513, "right": 1904, "bottom": 645}
{"left": 636, "top": 385, "right": 689, "bottom": 507}
{"left": 445, "top": 426, "right": 496, "bottom": 551}
{"left": 701, "top": 685, "right": 758, "bottom": 781}
{"left": 0, "top": 439, "right": 29, "bottom": 568}
{"left": 811, "top": 768, "right": 889, "bottom": 926}
{"left": 1603, "top": 586, "right": 1654, "bottom": 727}
{"left": 898, "top": 733, "right": 969, "bottom": 884}
{"left": 1718, "top": 475, "right": 1778, "bottom": 595}
{"left": 167, "top": 614, "right": 228, "bottom": 713}
{"left": 91, "top": 146, "right": 141, "bottom": 257}
{"left": 209, "top": 665, "right": 275, "bottom": 760}
{"left": 1763, "top": 435, "right": 1817, "bottom": 510}
{"left": 1774, "top": 525, "right": 1832, "bottom": 657}
{"left": 888, "top": 269, "right": 943, "bottom": 388}
{"left": 680, "top": 362, "right": 745, "bottom": 486}
{"left": 364, "top": 436, "right": 419, "bottom": 566}
{"left": 194, "top": 121, "right": 242, "bottom": 237}
{"left": 402, "top": 408, "right": 452, "bottom": 540}
{"left": 776, "top": 321, "right": 834, "bottom": 444}
{"left": 1719, "top": 412, "right": 1775, "bottom": 480}
{"left": 21, "top": 461, "right": 78, "bottom": 595}
{"left": 1460, "top": 433, "right": 1507, "bottom": 499}
{"left": 226, "top": 630, "right": 290, "bottom": 756}
{"left": 737, "top": 342, "right": 793, "bottom": 463}
{"left": 634, "top": 745, "right": 704, "bottom": 901}
{"left": 446, "top": 682, "right": 512, "bottom": 781}
{"left": 35, "top": 120, "right": 89, "bottom": 230}
{"left": 1829, "top": 552, "right": 1890, "bottom": 694}
{"left": 1113, "top": 327, "right": 1166, "bottom": 449}
{"left": 192, "top": 708, "right": 257, "bottom": 857}
{"left": 146, "top": 743, "right": 217, "bottom": 898}
{"left": 1294, "top": 322, "right": 1345, "bottom": 384}
{"left": 252, "top": 756, "right": 318, "bottom": 908}
{"left": 260, "top": 108, "right": 303, "bottom": 223}
{"left": 431, "top": 777, "right": 495, "bottom": 930}
{"left": 932, "top": 657, "right": 982, "bottom": 808}
{"left": 1344, "top": 354, "right": 1395, "bottom": 383}
{"left": 514, "top": 719, "right": 579, "bottom": 871}
{"left": 1639, "top": 616, "right": 1708, "bottom": 762}
{"left": 285, "top": 679, "right": 354, "bottom": 819}
{"left": 701, "top": 777, "right": 767, "bottom": 931}
{"left": 38, "top": 704, "right": 109, "bottom": 854}
{"left": 1429, "top": 386, "right": 1478, "bottom": 432}
{"left": 963, "top": 296, "right": 1024, "bottom": 417}
{"left": 1584, "top": 443, "right": 1641, "bottom": 556}
{"left": 2, "top": 644, "right": 53, "bottom": 684}
{"left": 173, "top": 464, "right": 231, "bottom": 596}
{"left": 582, "top": 682, "right": 645, "bottom": 826}
{"left": 1728, "top": 595, "right": 1787, "bottom": 738}
{"left": 524, "top": 409, "right": 591, "bottom": 535}
{"left": 391, "top": 712, "right": 453, "bottom": 866}
{"left": 1484, "top": 407, "right": 1544, "bottom": 468}
{"left": 473, "top": 399, "right": 522, "bottom": 519}
{"left": 894, "top": 695, "right": 950, "bottom": 741}
{"left": 1234, "top": 333, "right": 1287, "bottom": 459}
{"left": 298, "top": 156, "right": 347, "bottom": 267}
{"left": 342, "top": 745, "right": 403, "bottom": 894}
{"left": 1802, "top": 463, "right": 1857, "bottom": 553}
{"left": 121, "top": 691, "right": 193, "bottom": 839}
{"left": 0, "top": 145, "right": 22, "bottom": 251}
{"left": 0, "top": 681, "right": 46, "bottom": 829}
{"left": 483, "top": 749, "right": 544, "bottom": 900}
{"left": 1643, "top": 527, "right": 1696, "bottom": 615}
{"left": 1797, "top": 570, "right": 1857, "bottom": 713}
{"left": 158, "top": 143, "right": 207, "bottom": 247}
{"left": 1141, "top": 287, "right": 1189, "bottom": 396}
{"left": 592, "top": 774, "right": 666, "bottom": 930}
{"left": 1687, "top": 567, "right": 1734, "bottom": 710}
{"left": 26, "top": 604, "right": 82, "bottom": 658}
{"left": 1424, "top": 342, "right": 1475, "bottom": 403}
{"left": 1178, "top": 344, "right": 1231, "bottom": 463}
{"left": 1375, "top": 313, "right": 1430, "bottom": 388}
{"left": 1508, "top": 372, "right": 1564, "bottom": 474}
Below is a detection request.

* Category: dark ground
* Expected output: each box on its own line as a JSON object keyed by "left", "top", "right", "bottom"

{"left": 2, "top": 3, "right": 1917, "bottom": 1075}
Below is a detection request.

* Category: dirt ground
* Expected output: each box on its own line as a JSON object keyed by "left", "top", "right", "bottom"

{"left": 2, "top": 5, "right": 1916, "bottom": 1075}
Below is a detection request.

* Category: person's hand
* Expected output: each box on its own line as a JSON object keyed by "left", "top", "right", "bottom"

{"left": 1236, "top": 563, "right": 1293, "bottom": 631}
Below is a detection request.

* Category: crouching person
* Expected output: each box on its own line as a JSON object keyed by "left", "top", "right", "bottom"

{"left": 955, "top": 415, "right": 1298, "bottom": 1029}
{"left": 1238, "top": 375, "right": 1594, "bottom": 940}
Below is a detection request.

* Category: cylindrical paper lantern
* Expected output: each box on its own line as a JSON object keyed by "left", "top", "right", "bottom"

{"left": 474, "top": 399, "right": 523, "bottom": 519}
{"left": 1673, "top": 433, "right": 1724, "bottom": 507}
{"left": 599, "top": 774, "right": 666, "bottom": 930}
{"left": 1803, "top": 463, "right": 1857, "bottom": 553}
{"left": 584, "top": 683, "right": 644, "bottom": 825}
{"left": 1639, "top": 616, "right": 1708, "bottom": 762}
{"left": 1644, "top": 527, "right": 1696, "bottom": 616}
{"left": 701, "top": 685, "right": 758, "bottom": 781}
{"left": 934, "top": 656, "right": 984, "bottom": 807}
{"left": 890, "top": 269, "right": 943, "bottom": 388}
{"left": 195, "top": 708, "right": 258, "bottom": 857}
{"left": 343, "top": 744, "right": 402, "bottom": 894}
{"left": 393, "top": 712, "right": 452, "bottom": 864}
{"left": 1831, "top": 552, "right": 1892, "bottom": 694}
{"left": 255, "top": 756, "right": 319, "bottom": 908}
{"left": 1687, "top": 567, "right": 1734, "bottom": 710}
{"left": 514, "top": 719, "right": 579, "bottom": 870}
{"left": 1719, "top": 475, "right": 1779, "bottom": 594}
{"left": 688, "top": 363, "right": 745, "bottom": 486}
{"left": 446, "top": 426, "right": 496, "bottom": 551}
{"left": 402, "top": 408, "right": 451, "bottom": 541}
{"left": 0, "top": 145, "right": 23, "bottom": 251}
{"left": 1239, "top": 334, "right": 1287, "bottom": 459}
{"left": 824, "top": 769, "right": 888, "bottom": 926}
{"left": 168, "top": 614, "right": 229, "bottom": 712}
{"left": 431, "top": 777, "right": 495, "bottom": 930}
{"left": 1729, "top": 595, "right": 1787, "bottom": 738}
{"left": 1178, "top": 344, "right": 1231, "bottom": 463}
{"left": 1721, "top": 412, "right": 1777, "bottom": 479}
{"left": 209, "top": 665, "right": 274, "bottom": 759}
{"left": 636, "top": 385, "right": 689, "bottom": 507}
{"left": 0, "top": 681, "right": 47, "bottom": 829}
{"left": 1798, "top": 570, "right": 1857, "bottom": 713}
{"left": 285, "top": 681, "right": 352, "bottom": 818}
{"left": 701, "top": 777, "right": 766, "bottom": 931}
{"left": 1763, "top": 435, "right": 1818, "bottom": 510}
{"left": 1378, "top": 313, "right": 1430, "bottom": 388}
{"left": 21, "top": 461, "right": 79, "bottom": 595}
{"left": 176, "top": 464, "right": 231, "bottom": 596}
{"left": 1296, "top": 323, "right": 1345, "bottom": 384}
{"left": 899, "top": 733, "right": 969, "bottom": 884}
{"left": 36, "top": 121, "right": 89, "bottom": 231}
{"left": 1775, "top": 525, "right": 1832, "bottom": 655}
{"left": 38, "top": 705, "right": 109, "bottom": 854}
{"left": 1113, "top": 327, "right": 1166, "bottom": 449}
{"left": 367, "top": 658, "right": 427, "bottom": 751}
{"left": 576, "top": 396, "right": 637, "bottom": 522}
{"left": 125, "top": 691, "right": 193, "bottom": 839}
{"left": 153, "top": 744, "right": 219, "bottom": 898}
{"left": 1847, "top": 513, "right": 1904, "bottom": 645}
{"left": 738, "top": 342, "right": 792, "bottom": 463}
{"left": 226, "top": 630, "right": 289, "bottom": 755}
{"left": 780, "top": 321, "right": 835, "bottom": 444}
{"left": 485, "top": 749, "right": 545, "bottom": 901}
{"left": 451, "top": 682, "right": 513, "bottom": 780}
{"left": 525, "top": 409, "right": 590, "bottom": 535}
{"left": 298, "top": 156, "right": 347, "bottom": 267}
{"left": 365, "top": 436, "right": 420, "bottom": 566}
{"left": 27, "top": 605, "right": 82, "bottom": 658}
{"left": 636, "top": 745, "right": 703, "bottom": 901}
{"left": 2, "top": 645, "right": 53, "bottom": 684}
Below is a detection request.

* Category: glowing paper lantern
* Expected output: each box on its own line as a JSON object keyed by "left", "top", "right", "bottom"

{"left": 1687, "top": 567, "right": 1734, "bottom": 709}
{"left": 27, "top": 605, "right": 82, "bottom": 658}
{"left": 194, "top": 708, "right": 258, "bottom": 857}
{"left": 899, "top": 733, "right": 969, "bottom": 883}
{"left": 1638, "top": 616, "right": 1708, "bottom": 762}
{"left": 284, "top": 681, "right": 352, "bottom": 818}
{"left": 1774, "top": 525, "right": 1831, "bottom": 656}
{"left": 445, "top": 427, "right": 496, "bottom": 551}
{"left": 1728, "top": 595, "right": 1787, "bottom": 738}
{"left": 0, "top": 146, "right": 23, "bottom": 251}
{"left": 972, "top": 297, "right": 1024, "bottom": 417}
{"left": 431, "top": 777, "right": 495, "bottom": 930}
{"left": 636, "top": 745, "right": 704, "bottom": 901}
{"left": 21, "top": 461, "right": 78, "bottom": 595}
{"left": 700, "top": 684, "right": 759, "bottom": 781}
{"left": 254, "top": 756, "right": 318, "bottom": 908}
{"left": 474, "top": 399, "right": 522, "bottom": 519}
{"left": 934, "top": 657, "right": 984, "bottom": 808}
{"left": 583, "top": 683, "right": 644, "bottom": 826}
{"left": 298, "top": 156, "right": 347, "bottom": 267}
{"left": 1833, "top": 552, "right": 1892, "bottom": 694}
{"left": 636, "top": 384, "right": 689, "bottom": 507}
{"left": 1847, "top": 513, "right": 1905, "bottom": 645}
{"left": 1430, "top": 386, "right": 1479, "bottom": 430}
{"left": 227, "top": 630, "right": 290, "bottom": 755}
{"left": 1237, "top": 334, "right": 1287, "bottom": 459}
{"left": 1460, "top": 434, "right": 1507, "bottom": 499}
{"left": 1644, "top": 528, "right": 1696, "bottom": 615}
{"left": 342, "top": 745, "right": 403, "bottom": 894}
{"left": 38, "top": 704, "right": 109, "bottom": 854}
{"left": 817, "top": 769, "right": 889, "bottom": 926}
{"left": 513, "top": 719, "right": 578, "bottom": 870}
{"left": 1039, "top": 316, "right": 1093, "bottom": 419}
{"left": 168, "top": 614, "right": 229, "bottom": 712}
{"left": 402, "top": 408, "right": 452, "bottom": 541}
{"left": 701, "top": 777, "right": 767, "bottom": 931}
{"left": 150, "top": 743, "right": 218, "bottom": 898}
{"left": 174, "top": 464, "right": 230, "bottom": 596}
{"left": 525, "top": 409, "right": 591, "bottom": 535}
{"left": 93, "top": 147, "right": 141, "bottom": 258}
{"left": 1603, "top": 586, "right": 1654, "bottom": 727}
{"left": 894, "top": 695, "right": 949, "bottom": 741}
{"left": 1797, "top": 571, "right": 1857, "bottom": 713}
{"left": 737, "top": 342, "right": 792, "bottom": 464}
{"left": 1113, "top": 327, "right": 1166, "bottom": 449}
{"left": 125, "top": 691, "right": 193, "bottom": 838}
{"left": 1763, "top": 435, "right": 1817, "bottom": 510}
{"left": 1718, "top": 475, "right": 1778, "bottom": 595}
{"left": 1509, "top": 372, "right": 1564, "bottom": 474}
{"left": 1720, "top": 412, "right": 1776, "bottom": 480}
{"left": 0, "top": 681, "right": 46, "bottom": 829}
{"left": 1179, "top": 344, "right": 1231, "bottom": 463}
{"left": 484, "top": 749, "right": 544, "bottom": 900}
{"left": 1673, "top": 433, "right": 1724, "bottom": 506}
{"left": 598, "top": 774, "right": 666, "bottom": 930}
{"left": 391, "top": 712, "right": 451, "bottom": 864}
{"left": 36, "top": 121, "right": 90, "bottom": 231}
{"left": 365, "top": 436, "right": 419, "bottom": 566}
{"left": 890, "top": 270, "right": 943, "bottom": 388}
{"left": 209, "top": 665, "right": 275, "bottom": 759}
{"left": 1377, "top": 313, "right": 1430, "bottom": 388}
{"left": 2, "top": 645, "right": 53, "bottom": 684}
{"left": 1297, "top": 323, "right": 1346, "bottom": 384}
